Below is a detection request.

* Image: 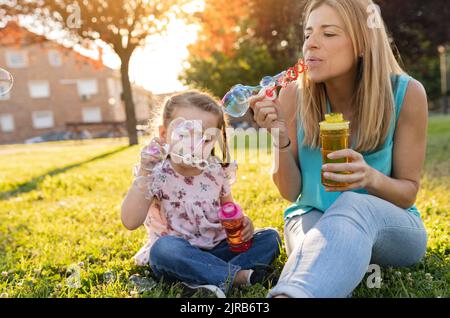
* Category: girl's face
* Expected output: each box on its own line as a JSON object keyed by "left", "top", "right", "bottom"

{"left": 160, "top": 106, "right": 221, "bottom": 167}
{"left": 303, "top": 5, "right": 356, "bottom": 83}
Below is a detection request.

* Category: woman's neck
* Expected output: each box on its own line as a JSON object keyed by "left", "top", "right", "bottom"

{"left": 324, "top": 69, "right": 357, "bottom": 115}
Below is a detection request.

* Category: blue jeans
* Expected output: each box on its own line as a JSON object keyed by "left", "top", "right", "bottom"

{"left": 268, "top": 192, "right": 427, "bottom": 298}
{"left": 149, "top": 228, "right": 281, "bottom": 292}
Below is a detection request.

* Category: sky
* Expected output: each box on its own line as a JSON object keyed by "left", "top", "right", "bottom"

{"left": 13, "top": 1, "right": 204, "bottom": 95}
{"left": 102, "top": 19, "right": 199, "bottom": 95}
{"left": 101, "top": 1, "right": 204, "bottom": 95}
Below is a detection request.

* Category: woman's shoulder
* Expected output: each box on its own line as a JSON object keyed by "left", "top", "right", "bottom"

{"left": 392, "top": 74, "right": 426, "bottom": 99}
{"left": 404, "top": 77, "right": 427, "bottom": 99}
{"left": 398, "top": 75, "right": 428, "bottom": 124}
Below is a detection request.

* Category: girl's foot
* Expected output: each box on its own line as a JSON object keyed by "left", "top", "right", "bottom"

{"left": 234, "top": 267, "right": 278, "bottom": 288}
{"left": 180, "top": 282, "right": 226, "bottom": 298}
{"left": 233, "top": 269, "right": 252, "bottom": 287}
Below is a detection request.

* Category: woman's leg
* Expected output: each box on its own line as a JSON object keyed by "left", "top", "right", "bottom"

{"left": 284, "top": 210, "right": 323, "bottom": 256}
{"left": 268, "top": 192, "right": 427, "bottom": 298}
{"left": 149, "top": 235, "right": 241, "bottom": 292}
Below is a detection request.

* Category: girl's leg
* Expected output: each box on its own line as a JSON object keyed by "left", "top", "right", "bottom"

{"left": 227, "top": 228, "right": 282, "bottom": 269}
{"left": 206, "top": 228, "right": 282, "bottom": 269}
{"left": 201, "top": 228, "right": 281, "bottom": 286}
{"left": 149, "top": 235, "right": 241, "bottom": 292}
{"left": 268, "top": 192, "right": 427, "bottom": 298}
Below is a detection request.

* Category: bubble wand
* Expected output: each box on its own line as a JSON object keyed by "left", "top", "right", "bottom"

{"left": 221, "top": 59, "right": 307, "bottom": 117}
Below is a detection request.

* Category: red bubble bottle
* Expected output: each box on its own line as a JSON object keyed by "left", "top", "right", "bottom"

{"left": 218, "top": 202, "right": 253, "bottom": 252}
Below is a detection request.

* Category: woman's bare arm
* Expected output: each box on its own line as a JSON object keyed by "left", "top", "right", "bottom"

{"left": 366, "top": 79, "right": 428, "bottom": 208}
{"left": 271, "top": 82, "right": 302, "bottom": 202}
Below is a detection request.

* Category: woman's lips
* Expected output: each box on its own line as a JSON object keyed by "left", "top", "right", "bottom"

{"left": 306, "top": 58, "right": 323, "bottom": 67}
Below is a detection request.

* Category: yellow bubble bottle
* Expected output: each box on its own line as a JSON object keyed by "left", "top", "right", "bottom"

{"left": 319, "top": 113, "right": 351, "bottom": 188}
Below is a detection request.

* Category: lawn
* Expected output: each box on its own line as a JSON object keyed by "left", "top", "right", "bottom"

{"left": 0, "top": 116, "right": 448, "bottom": 298}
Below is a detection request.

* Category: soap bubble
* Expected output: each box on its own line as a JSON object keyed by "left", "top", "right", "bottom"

{"left": 221, "top": 84, "right": 260, "bottom": 117}
{"left": 0, "top": 68, "right": 14, "bottom": 96}
{"left": 128, "top": 274, "right": 156, "bottom": 294}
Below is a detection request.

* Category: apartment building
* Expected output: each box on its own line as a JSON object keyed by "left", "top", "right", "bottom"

{"left": 0, "top": 22, "right": 154, "bottom": 144}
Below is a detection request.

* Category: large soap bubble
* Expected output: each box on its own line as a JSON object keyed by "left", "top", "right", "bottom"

{"left": 0, "top": 68, "right": 14, "bottom": 97}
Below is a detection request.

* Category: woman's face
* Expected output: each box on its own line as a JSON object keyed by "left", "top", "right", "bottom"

{"left": 303, "top": 4, "right": 356, "bottom": 83}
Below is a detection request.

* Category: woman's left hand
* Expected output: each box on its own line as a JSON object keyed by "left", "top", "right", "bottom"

{"left": 322, "top": 149, "right": 377, "bottom": 192}
{"left": 241, "top": 216, "right": 255, "bottom": 242}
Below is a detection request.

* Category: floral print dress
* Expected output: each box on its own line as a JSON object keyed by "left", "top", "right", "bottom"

{"left": 134, "top": 157, "right": 237, "bottom": 266}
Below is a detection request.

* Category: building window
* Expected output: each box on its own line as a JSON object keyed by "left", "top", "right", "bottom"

{"left": 106, "top": 77, "right": 120, "bottom": 107}
{"left": 28, "top": 81, "right": 50, "bottom": 99}
{"left": 0, "top": 83, "right": 11, "bottom": 100}
{"left": 77, "top": 79, "right": 98, "bottom": 99}
{"left": 0, "top": 114, "right": 14, "bottom": 132}
{"left": 32, "top": 111, "right": 54, "bottom": 129}
{"left": 82, "top": 107, "right": 102, "bottom": 123}
{"left": 5, "top": 51, "right": 28, "bottom": 68}
{"left": 48, "top": 50, "right": 62, "bottom": 67}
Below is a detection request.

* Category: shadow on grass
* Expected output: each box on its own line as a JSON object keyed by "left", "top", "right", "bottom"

{"left": 0, "top": 145, "right": 130, "bottom": 201}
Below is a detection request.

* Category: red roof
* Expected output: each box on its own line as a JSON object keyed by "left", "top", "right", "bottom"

{"left": 0, "top": 21, "right": 47, "bottom": 47}
{"left": 0, "top": 21, "right": 106, "bottom": 70}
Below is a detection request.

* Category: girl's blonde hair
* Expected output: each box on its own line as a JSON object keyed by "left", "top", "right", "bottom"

{"left": 159, "top": 90, "right": 229, "bottom": 164}
{"left": 299, "top": 0, "right": 405, "bottom": 152}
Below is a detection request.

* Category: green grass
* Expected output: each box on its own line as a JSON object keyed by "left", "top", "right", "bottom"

{"left": 0, "top": 116, "right": 449, "bottom": 298}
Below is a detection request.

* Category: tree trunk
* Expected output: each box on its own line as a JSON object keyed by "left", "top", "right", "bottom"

{"left": 120, "top": 54, "right": 138, "bottom": 146}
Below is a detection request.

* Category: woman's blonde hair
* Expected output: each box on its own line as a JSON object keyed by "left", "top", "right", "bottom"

{"left": 299, "top": 0, "right": 405, "bottom": 152}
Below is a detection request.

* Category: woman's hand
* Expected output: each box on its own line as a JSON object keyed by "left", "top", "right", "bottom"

{"left": 248, "top": 94, "right": 289, "bottom": 146}
{"left": 322, "top": 149, "right": 377, "bottom": 192}
{"left": 241, "top": 216, "right": 255, "bottom": 242}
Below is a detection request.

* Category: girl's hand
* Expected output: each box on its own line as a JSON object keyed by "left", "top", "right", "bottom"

{"left": 322, "top": 149, "right": 376, "bottom": 192}
{"left": 138, "top": 137, "right": 166, "bottom": 175}
{"left": 241, "top": 216, "right": 255, "bottom": 242}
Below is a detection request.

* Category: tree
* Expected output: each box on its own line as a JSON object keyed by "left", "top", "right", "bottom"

{"left": 32, "top": 0, "right": 187, "bottom": 145}
{"left": 247, "top": 0, "right": 306, "bottom": 69}
{"left": 186, "top": 0, "right": 250, "bottom": 59}
{"left": 181, "top": 0, "right": 286, "bottom": 100}
{"left": 0, "top": 0, "right": 37, "bottom": 16}
{"left": 376, "top": 0, "right": 449, "bottom": 100}
{"left": 181, "top": 41, "right": 278, "bottom": 98}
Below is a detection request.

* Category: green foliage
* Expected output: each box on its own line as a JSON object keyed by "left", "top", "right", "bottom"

{"left": 182, "top": 0, "right": 447, "bottom": 103}
{"left": 0, "top": 116, "right": 449, "bottom": 298}
{"left": 180, "top": 41, "right": 279, "bottom": 98}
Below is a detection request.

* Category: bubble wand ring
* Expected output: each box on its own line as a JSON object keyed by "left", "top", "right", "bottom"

{"left": 221, "top": 59, "right": 307, "bottom": 117}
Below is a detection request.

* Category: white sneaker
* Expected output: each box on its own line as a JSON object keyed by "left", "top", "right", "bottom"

{"left": 180, "top": 282, "right": 226, "bottom": 298}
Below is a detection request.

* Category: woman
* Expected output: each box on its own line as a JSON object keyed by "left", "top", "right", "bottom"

{"left": 250, "top": 0, "right": 428, "bottom": 298}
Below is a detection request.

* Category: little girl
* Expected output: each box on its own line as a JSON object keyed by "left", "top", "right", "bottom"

{"left": 121, "top": 90, "right": 281, "bottom": 297}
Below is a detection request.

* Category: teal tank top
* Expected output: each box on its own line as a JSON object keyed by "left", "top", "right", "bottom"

{"left": 284, "top": 74, "right": 421, "bottom": 219}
